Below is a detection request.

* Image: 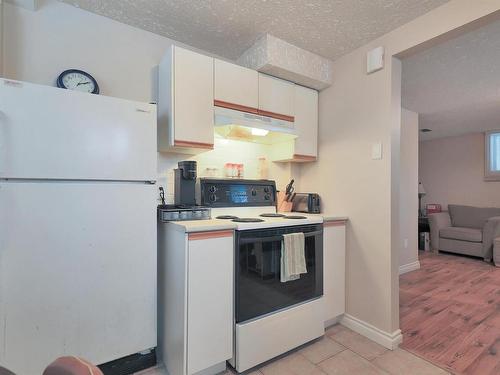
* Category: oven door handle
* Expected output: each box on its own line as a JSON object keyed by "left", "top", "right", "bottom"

{"left": 238, "top": 230, "right": 323, "bottom": 244}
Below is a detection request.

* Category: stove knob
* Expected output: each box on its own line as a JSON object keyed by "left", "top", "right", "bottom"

{"left": 251, "top": 189, "right": 257, "bottom": 196}
{"left": 263, "top": 186, "right": 270, "bottom": 193}
{"left": 264, "top": 194, "right": 271, "bottom": 200}
{"left": 209, "top": 194, "right": 217, "bottom": 202}
{"left": 208, "top": 185, "right": 217, "bottom": 193}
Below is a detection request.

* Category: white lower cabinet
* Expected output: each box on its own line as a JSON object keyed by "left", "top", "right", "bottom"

{"left": 158, "top": 227, "right": 234, "bottom": 375}
{"left": 323, "top": 221, "right": 346, "bottom": 324}
{"left": 187, "top": 232, "right": 234, "bottom": 374}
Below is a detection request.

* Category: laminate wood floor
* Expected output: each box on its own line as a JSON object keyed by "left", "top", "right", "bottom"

{"left": 400, "top": 251, "right": 500, "bottom": 375}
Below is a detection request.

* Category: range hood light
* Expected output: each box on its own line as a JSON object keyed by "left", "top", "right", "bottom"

{"left": 251, "top": 128, "right": 269, "bottom": 136}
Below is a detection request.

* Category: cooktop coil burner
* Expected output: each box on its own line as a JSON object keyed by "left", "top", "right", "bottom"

{"left": 284, "top": 215, "right": 308, "bottom": 219}
{"left": 232, "top": 218, "right": 265, "bottom": 223}
{"left": 216, "top": 215, "right": 239, "bottom": 220}
{"left": 259, "top": 213, "right": 286, "bottom": 218}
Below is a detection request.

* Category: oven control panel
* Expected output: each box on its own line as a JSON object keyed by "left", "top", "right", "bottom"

{"left": 197, "top": 178, "right": 276, "bottom": 207}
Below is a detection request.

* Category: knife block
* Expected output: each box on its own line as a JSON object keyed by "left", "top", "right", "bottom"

{"left": 277, "top": 191, "right": 293, "bottom": 212}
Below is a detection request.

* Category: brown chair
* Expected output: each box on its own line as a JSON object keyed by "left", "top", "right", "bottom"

{"left": 42, "top": 357, "right": 104, "bottom": 375}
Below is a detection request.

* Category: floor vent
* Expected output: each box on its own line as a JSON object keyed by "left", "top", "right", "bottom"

{"left": 98, "top": 348, "right": 156, "bottom": 375}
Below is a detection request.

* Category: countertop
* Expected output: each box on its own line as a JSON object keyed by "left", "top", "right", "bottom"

{"left": 304, "top": 214, "right": 349, "bottom": 223}
{"left": 163, "top": 218, "right": 238, "bottom": 233}
{"left": 162, "top": 214, "right": 348, "bottom": 233}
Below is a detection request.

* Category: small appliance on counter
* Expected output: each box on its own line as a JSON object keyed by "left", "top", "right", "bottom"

{"left": 292, "top": 193, "right": 321, "bottom": 214}
{"left": 174, "top": 160, "right": 197, "bottom": 206}
{"left": 158, "top": 205, "right": 211, "bottom": 222}
{"left": 158, "top": 184, "right": 210, "bottom": 222}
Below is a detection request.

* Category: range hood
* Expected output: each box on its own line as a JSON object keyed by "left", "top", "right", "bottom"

{"left": 214, "top": 106, "right": 297, "bottom": 145}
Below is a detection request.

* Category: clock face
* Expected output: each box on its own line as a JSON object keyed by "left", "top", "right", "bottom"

{"left": 57, "top": 69, "right": 99, "bottom": 94}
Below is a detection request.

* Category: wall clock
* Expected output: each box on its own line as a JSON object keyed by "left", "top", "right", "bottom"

{"left": 56, "top": 69, "right": 100, "bottom": 94}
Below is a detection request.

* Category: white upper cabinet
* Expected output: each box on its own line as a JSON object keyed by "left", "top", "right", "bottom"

{"left": 158, "top": 45, "right": 214, "bottom": 153}
{"left": 258, "top": 73, "right": 295, "bottom": 117}
{"left": 158, "top": 47, "right": 318, "bottom": 159}
{"left": 214, "top": 59, "right": 259, "bottom": 109}
{"left": 294, "top": 85, "right": 318, "bottom": 159}
{"left": 270, "top": 84, "right": 318, "bottom": 162}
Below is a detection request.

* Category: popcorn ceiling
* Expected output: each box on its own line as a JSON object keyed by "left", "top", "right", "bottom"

{"left": 61, "top": 0, "right": 448, "bottom": 61}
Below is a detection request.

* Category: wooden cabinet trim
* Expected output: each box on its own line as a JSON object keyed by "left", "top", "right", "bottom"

{"left": 188, "top": 230, "right": 234, "bottom": 241}
{"left": 293, "top": 154, "right": 317, "bottom": 162}
{"left": 214, "top": 99, "right": 260, "bottom": 115}
{"left": 214, "top": 100, "right": 295, "bottom": 122}
{"left": 174, "top": 140, "right": 214, "bottom": 149}
{"left": 324, "top": 220, "right": 347, "bottom": 227}
{"left": 257, "top": 109, "right": 294, "bottom": 122}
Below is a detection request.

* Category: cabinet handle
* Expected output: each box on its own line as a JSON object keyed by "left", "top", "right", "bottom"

{"left": 188, "top": 230, "right": 234, "bottom": 241}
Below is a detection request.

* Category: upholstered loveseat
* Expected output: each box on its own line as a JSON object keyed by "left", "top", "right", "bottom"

{"left": 428, "top": 204, "right": 500, "bottom": 261}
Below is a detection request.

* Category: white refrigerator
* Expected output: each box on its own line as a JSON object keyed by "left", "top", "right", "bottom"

{"left": 0, "top": 79, "right": 158, "bottom": 375}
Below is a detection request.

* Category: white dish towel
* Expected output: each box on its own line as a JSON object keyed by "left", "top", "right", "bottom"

{"left": 280, "top": 232, "right": 307, "bottom": 282}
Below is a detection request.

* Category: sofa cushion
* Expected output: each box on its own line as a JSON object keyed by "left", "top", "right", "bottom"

{"left": 448, "top": 204, "right": 500, "bottom": 229}
{"left": 440, "top": 226, "right": 482, "bottom": 243}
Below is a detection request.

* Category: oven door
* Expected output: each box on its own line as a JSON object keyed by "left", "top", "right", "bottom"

{"left": 235, "top": 224, "right": 323, "bottom": 324}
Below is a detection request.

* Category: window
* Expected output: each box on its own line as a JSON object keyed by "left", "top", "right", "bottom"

{"left": 485, "top": 130, "right": 500, "bottom": 180}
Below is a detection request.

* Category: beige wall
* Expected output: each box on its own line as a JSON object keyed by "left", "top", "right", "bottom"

{"left": 2, "top": 0, "right": 231, "bottom": 102}
{"left": 419, "top": 132, "right": 500, "bottom": 209}
{"left": 400, "top": 109, "right": 419, "bottom": 268}
{"left": 298, "top": 0, "right": 500, "bottom": 337}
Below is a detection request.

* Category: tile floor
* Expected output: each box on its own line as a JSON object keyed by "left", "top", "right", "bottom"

{"left": 137, "top": 324, "right": 449, "bottom": 375}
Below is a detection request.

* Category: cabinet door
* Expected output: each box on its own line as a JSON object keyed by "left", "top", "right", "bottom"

{"left": 215, "top": 59, "right": 258, "bottom": 109}
{"left": 323, "top": 223, "right": 346, "bottom": 323}
{"left": 294, "top": 85, "right": 318, "bottom": 159}
{"left": 187, "top": 231, "right": 234, "bottom": 374}
{"left": 174, "top": 46, "right": 214, "bottom": 148}
{"left": 258, "top": 73, "right": 294, "bottom": 117}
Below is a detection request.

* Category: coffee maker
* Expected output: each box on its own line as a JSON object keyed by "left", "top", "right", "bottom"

{"left": 174, "top": 160, "right": 197, "bottom": 206}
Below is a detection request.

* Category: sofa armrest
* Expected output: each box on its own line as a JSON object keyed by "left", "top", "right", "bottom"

{"left": 428, "top": 212, "right": 451, "bottom": 250}
{"left": 482, "top": 216, "right": 500, "bottom": 261}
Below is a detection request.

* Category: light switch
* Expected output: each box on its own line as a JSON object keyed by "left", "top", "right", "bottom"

{"left": 372, "top": 142, "right": 383, "bottom": 160}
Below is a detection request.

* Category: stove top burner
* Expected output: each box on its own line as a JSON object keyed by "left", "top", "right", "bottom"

{"left": 216, "top": 215, "right": 239, "bottom": 220}
{"left": 259, "top": 213, "right": 286, "bottom": 218}
{"left": 284, "top": 215, "right": 308, "bottom": 219}
{"left": 232, "top": 218, "right": 265, "bottom": 223}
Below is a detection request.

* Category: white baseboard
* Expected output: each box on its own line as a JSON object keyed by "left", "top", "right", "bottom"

{"left": 340, "top": 314, "right": 403, "bottom": 350}
{"left": 324, "top": 315, "right": 342, "bottom": 329}
{"left": 399, "top": 260, "right": 420, "bottom": 275}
